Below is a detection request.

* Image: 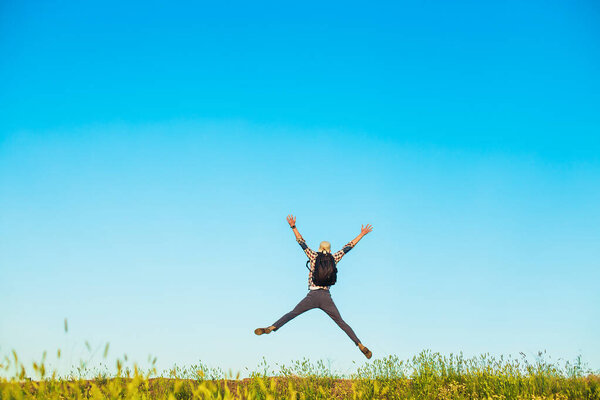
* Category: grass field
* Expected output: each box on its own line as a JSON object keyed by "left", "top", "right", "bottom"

{"left": 2, "top": 349, "right": 599, "bottom": 399}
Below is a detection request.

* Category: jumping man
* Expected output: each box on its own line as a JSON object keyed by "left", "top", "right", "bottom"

{"left": 254, "top": 214, "right": 374, "bottom": 359}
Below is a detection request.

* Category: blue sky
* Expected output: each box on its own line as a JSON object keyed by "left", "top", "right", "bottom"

{"left": 1, "top": 0, "right": 599, "bottom": 376}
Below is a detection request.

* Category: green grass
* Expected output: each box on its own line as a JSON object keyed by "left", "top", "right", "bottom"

{"left": 1, "top": 349, "right": 599, "bottom": 399}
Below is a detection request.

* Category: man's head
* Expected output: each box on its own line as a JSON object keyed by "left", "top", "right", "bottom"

{"left": 318, "top": 241, "right": 331, "bottom": 253}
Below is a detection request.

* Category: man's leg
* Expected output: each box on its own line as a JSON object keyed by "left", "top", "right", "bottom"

{"left": 270, "top": 291, "right": 317, "bottom": 331}
{"left": 318, "top": 292, "right": 361, "bottom": 345}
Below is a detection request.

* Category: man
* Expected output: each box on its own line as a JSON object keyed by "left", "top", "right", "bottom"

{"left": 254, "top": 214, "right": 373, "bottom": 359}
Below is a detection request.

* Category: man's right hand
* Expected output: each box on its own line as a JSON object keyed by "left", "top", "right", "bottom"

{"left": 287, "top": 214, "right": 296, "bottom": 227}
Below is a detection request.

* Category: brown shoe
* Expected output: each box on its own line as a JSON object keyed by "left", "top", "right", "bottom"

{"left": 359, "top": 344, "right": 372, "bottom": 359}
{"left": 254, "top": 326, "right": 275, "bottom": 335}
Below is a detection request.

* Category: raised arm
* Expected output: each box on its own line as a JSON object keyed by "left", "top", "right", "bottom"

{"left": 286, "top": 214, "right": 303, "bottom": 241}
{"left": 287, "top": 214, "right": 317, "bottom": 259}
{"left": 350, "top": 224, "right": 373, "bottom": 247}
{"left": 332, "top": 224, "right": 374, "bottom": 263}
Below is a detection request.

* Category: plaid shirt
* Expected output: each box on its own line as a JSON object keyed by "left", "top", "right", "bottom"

{"left": 297, "top": 237, "right": 354, "bottom": 290}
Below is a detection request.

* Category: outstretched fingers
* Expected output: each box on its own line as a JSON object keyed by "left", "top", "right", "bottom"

{"left": 287, "top": 214, "right": 296, "bottom": 227}
{"left": 361, "top": 224, "right": 373, "bottom": 234}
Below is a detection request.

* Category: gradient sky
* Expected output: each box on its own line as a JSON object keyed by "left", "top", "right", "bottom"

{"left": 1, "top": 0, "right": 599, "bottom": 377}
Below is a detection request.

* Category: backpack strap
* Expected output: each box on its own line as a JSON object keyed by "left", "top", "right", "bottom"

{"left": 305, "top": 260, "right": 311, "bottom": 271}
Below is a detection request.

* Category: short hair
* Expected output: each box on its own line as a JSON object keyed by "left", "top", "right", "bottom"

{"left": 318, "top": 241, "right": 331, "bottom": 253}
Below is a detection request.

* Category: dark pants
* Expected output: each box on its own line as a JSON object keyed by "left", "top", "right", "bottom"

{"left": 272, "top": 289, "right": 361, "bottom": 345}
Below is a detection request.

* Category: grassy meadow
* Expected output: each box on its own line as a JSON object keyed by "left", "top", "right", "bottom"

{"left": 1, "top": 347, "right": 599, "bottom": 399}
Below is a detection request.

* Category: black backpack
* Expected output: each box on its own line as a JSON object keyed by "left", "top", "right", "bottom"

{"left": 307, "top": 252, "right": 338, "bottom": 286}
